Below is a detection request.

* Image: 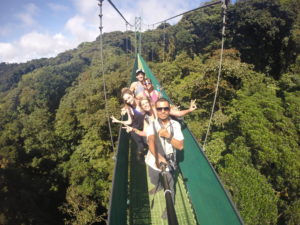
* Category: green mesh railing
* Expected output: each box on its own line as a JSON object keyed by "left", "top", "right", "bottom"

{"left": 107, "top": 59, "right": 138, "bottom": 225}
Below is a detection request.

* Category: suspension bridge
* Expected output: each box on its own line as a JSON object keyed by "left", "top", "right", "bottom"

{"left": 97, "top": 1, "right": 244, "bottom": 224}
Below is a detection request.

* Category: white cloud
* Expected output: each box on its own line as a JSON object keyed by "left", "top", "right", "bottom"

{"left": 16, "top": 3, "right": 39, "bottom": 27}
{"left": 0, "top": 32, "right": 75, "bottom": 63}
{"left": 70, "top": 0, "right": 131, "bottom": 33}
{"left": 20, "top": 32, "right": 55, "bottom": 53}
{"left": 0, "top": 43, "right": 17, "bottom": 60}
{"left": 73, "top": 0, "right": 96, "bottom": 15}
{"left": 65, "top": 15, "right": 98, "bottom": 43}
{"left": 101, "top": 3, "right": 132, "bottom": 33}
{"left": 62, "top": 0, "right": 101, "bottom": 44}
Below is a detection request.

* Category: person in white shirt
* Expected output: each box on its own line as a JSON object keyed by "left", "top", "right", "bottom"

{"left": 146, "top": 98, "right": 184, "bottom": 217}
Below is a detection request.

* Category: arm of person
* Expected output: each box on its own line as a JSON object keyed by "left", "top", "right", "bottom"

{"left": 148, "top": 134, "right": 167, "bottom": 168}
{"left": 130, "top": 82, "right": 137, "bottom": 93}
{"left": 169, "top": 138, "right": 184, "bottom": 150}
{"left": 130, "top": 119, "right": 149, "bottom": 137}
{"left": 111, "top": 115, "right": 131, "bottom": 126}
{"left": 147, "top": 122, "right": 167, "bottom": 168}
{"left": 111, "top": 108, "right": 132, "bottom": 126}
{"left": 170, "top": 99, "right": 197, "bottom": 117}
{"left": 121, "top": 125, "right": 145, "bottom": 136}
{"left": 132, "top": 127, "right": 146, "bottom": 136}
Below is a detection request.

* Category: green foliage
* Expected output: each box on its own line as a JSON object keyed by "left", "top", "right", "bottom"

{"left": 60, "top": 140, "right": 113, "bottom": 225}
{"left": 0, "top": 38, "right": 131, "bottom": 224}
{"left": 141, "top": 0, "right": 299, "bottom": 78}
{"left": 283, "top": 91, "right": 300, "bottom": 133}
{"left": 0, "top": 59, "right": 49, "bottom": 92}
{"left": 216, "top": 79, "right": 300, "bottom": 223}
{"left": 219, "top": 154, "right": 278, "bottom": 225}
{"left": 227, "top": 0, "right": 296, "bottom": 77}
{"left": 180, "top": 2, "right": 223, "bottom": 54}
{"left": 205, "top": 131, "right": 227, "bottom": 165}
{"left": 284, "top": 199, "right": 300, "bottom": 225}
{"left": 0, "top": 167, "right": 65, "bottom": 225}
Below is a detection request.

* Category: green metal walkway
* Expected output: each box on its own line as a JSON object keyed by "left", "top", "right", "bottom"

{"left": 108, "top": 55, "right": 244, "bottom": 225}
{"left": 127, "top": 142, "right": 197, "bottom": 225}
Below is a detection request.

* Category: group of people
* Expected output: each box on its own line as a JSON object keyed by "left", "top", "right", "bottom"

{"left": 111, "top": 68, "right": 197, "bottom": 219}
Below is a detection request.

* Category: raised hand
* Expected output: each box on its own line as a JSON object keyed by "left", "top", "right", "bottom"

{"left": 110, "top": 115, "right": 119, "bottom": 123}
{"left": 158, "top": 128, "right": 171, "bottom": 139}
{"left": 122, "top": 125, "right": 133, "bottom": 133}
{"left": 189, "top": 99, "right": 197, "bottom": 112}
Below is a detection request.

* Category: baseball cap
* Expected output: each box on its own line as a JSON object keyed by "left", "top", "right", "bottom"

{"left": 135, "top": 68, "right": 145, "bottom": 75}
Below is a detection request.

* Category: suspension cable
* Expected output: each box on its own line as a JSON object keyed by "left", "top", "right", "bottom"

{"left": 98, "top": 0, "right": 115, "bottom": 152}
{"left": 152, "top": 24, "right": 154, "bottom": 61}
{"left": 139, "top": 18, "right": 142, "bottom": 56}
{"left": 150, "top": 1, "right": 222, "bottom": 26}
{"left": 163, "top": 21, "right": 166, "bottom": 62}
{"left": 134, "top": 23, "right": 137, "bottom": 57}
{"left": 105, "top": 0, "right": 133, "bottom": 58}
{"left": 107, "top": 0, "right": 132, "bottom": 26}
{"left": 126, "top": 23, "right": 129, "bottom": 66}
{"left": 134, "top": 17, "right": 142, "bottom": 57}
{"left": 203, "top": 0, "right": 228, "bottom": 150}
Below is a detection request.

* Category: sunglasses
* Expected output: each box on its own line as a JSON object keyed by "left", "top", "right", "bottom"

{"left": 144, "top": 81, "right": 152, "bottom": 85}
{"left": 156, "top": 107, "right": 170, "bottom": 112}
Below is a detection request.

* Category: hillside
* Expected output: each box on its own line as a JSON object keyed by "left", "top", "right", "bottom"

{"left": 0, "top": 0, "right": 299, "bottom": 224}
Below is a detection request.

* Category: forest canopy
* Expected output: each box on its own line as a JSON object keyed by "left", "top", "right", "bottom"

{"left": 0, "top": 0, "right": 299, "bottom": 224}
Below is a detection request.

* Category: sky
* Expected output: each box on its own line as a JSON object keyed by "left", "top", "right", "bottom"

{"left": 0, "top": 0, "right": 222, "bottom": 63}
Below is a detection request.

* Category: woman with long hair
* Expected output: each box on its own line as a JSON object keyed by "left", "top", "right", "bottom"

{"left": 111, "top": 88, "right": 146, "bottom": 161}
{"left": 142, "top": 78, "right": 161, "bottom": 105}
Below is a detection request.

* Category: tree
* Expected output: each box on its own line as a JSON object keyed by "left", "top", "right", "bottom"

{"left": 227, "top": 0, "right": 295, "bottom": 78}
